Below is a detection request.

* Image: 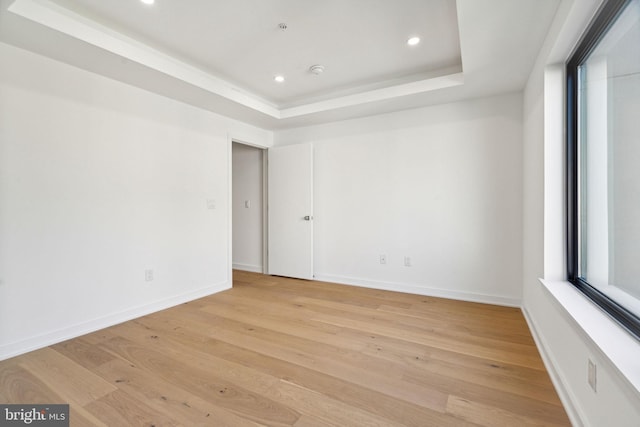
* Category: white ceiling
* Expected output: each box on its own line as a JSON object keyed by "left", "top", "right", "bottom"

{"left": 0, "top": 0, "right": 561, "bottom": 130}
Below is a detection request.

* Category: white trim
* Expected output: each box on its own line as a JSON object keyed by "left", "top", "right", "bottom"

{"left": 262, "top": 149, "right": 269, "bottom": 275}
{"left": 229, "top": 137, "right": 269, "bottom": 279}
{"left": 522, "top": 305, "right": 584, "bottom": 427}
{"left": 232, "top": 263, "right": 263, "bottom": 273}
{"left": 227, "top": 134, "right": 234, "bottom": 289}
{"left": 279, "top": 73, "right": 464, "bottom": 118}
{"left": 314, "top": 273, "right": 521, "bottom": 307}
{"left": 0, "top": 281, "right": 230, "bottom": 362}
{"left": 543, "top": 64, "right": 567, "bottom": 281}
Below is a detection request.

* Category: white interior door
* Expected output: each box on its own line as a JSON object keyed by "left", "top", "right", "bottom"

{"left": 268, "top": 143, "right": 313, "bottom": 280}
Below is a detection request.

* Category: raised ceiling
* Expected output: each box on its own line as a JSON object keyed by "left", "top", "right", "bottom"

{"left": 0, "top": 0, "right": 561, "bottom": 129}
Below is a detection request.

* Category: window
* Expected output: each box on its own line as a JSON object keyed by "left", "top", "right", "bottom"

{"left": 567, "top": 0, "right": 640, "bottom": 339}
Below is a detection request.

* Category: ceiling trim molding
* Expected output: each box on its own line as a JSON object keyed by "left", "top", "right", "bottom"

{"left": 280, "top": 72, "right": 464, "bottom": 118}
{"left": 8, "top": 0, "right": 465, "bottom": 121}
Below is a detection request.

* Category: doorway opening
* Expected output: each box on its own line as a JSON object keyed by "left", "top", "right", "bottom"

{"left": 231, "top": 142, "right": 266, "bottom": 273}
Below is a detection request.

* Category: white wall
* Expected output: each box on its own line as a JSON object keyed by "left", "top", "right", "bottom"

{"left": 522, "top": 0, "right": 640, "bottom": 425}
{"left": 232, "top": 143, "right": 264, "bottom": 272}
{"left": 276, "top": 93, "right": 523, "bottom": 306}
{"left": 0, "top": 42, "right": 271, "bottom": 360}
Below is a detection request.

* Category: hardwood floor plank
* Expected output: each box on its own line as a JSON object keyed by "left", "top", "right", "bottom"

{"left": 96, "top": 336, "right": 301, "bottom": 426}
{"left": 175, "top": 310, "right": 451, "bottom": 412}
{"left": 192, "top": 289, "right": 542, "bottom": 400}
{"left": 0, "top": 271, "right": 570, "bottom": 426}
{"left": 404, "top": 364, "right": 568, "bottom": 426}
{"left": 271, "top": 379, "right": 407, "bottom": 427}
{"left": 295, "top": 297, "right": 541, "bottom": 360}
{"left": 84, "top": 390, "right": 180, "bottom": 427}
{"left": 0, "top": 360, "right": 107, "bottom": 426}
{"left": 112, "top": 316, "right": 469, "bottom": 427}
{"left": 211, "top": 285, "right": 540, "bottom": 366}
{"left": 306, "top": 311, "right": 543, "bottom": 368}
{"left": 196, "top": 296, "right": 351, "bottom": 350}
{"left": 0, "top": 361, "right": 66, "bottom": 404}
{"left": 445, "top": 394, "right": 567, "bottom": 427}
{"left": 51, "top": 338, "right": 117, "bottom": 370}
{"left": 292, "top": 414, "right": 336, "bottom": 427}
{"left": 18, "top": 348, "right": 116, "bottom": 406}
{"left": 93, "top": 358, "right": 263, "bottom": 427}
{"left": 337, "top": 327, "right": 557, "bottom": 404}
{"left": 80, "top": 329, "right": 121, "bottom": 346}
{"left": 211, "top": 287, "right": 534, "bottom": 359}
{"left": 423, "top": 349, "right": 560, "bottom": 404}
{"left": 66, "top": 409, "right": 110, "bottom": 427}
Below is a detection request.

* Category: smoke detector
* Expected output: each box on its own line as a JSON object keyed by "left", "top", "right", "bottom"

{"left": 309, "top": 64, "right": 325, "bottom": 75}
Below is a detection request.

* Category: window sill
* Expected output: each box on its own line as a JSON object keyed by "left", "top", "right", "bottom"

{"left": 540, "top": 279, "right": 640, "bottom": 397}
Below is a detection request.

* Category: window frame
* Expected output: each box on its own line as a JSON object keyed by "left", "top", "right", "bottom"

{"left": 566, "top": 0, "right": 640, "bottom": 340}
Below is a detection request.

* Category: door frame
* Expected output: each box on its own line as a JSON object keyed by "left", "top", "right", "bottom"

{"left": 228, "top": 136, "right": 270, "bottom": 284}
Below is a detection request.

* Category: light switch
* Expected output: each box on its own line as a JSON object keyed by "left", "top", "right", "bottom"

{"left": 245, "top": 200, "right": 251, "bottom": 208}
{"left": 207, "top": 199, "right": 216, "bottom": 210}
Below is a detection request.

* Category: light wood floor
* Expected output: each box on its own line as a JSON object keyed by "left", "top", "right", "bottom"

{"left": 0, "top": 271, "right": 570, "bottom": 426}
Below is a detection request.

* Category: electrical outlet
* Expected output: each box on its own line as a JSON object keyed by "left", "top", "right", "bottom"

{"left": 379, "top": 254, "right": 387, "bottom": 265}
{"left": 404, "top": 256, "right": 411, "bottom": 267}
{"left": 206, "top": 199, "right": 216, "bottom": 210}
{"left": 588, "top": 359, "right": 597, "bottom": 392}
{"left": 145, "top": 269, "right": 154, "bottom": 282}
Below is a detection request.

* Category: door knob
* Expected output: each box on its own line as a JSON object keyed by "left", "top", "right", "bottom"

{"left": 303, "top": 215, "right": 313, "bottom": 221}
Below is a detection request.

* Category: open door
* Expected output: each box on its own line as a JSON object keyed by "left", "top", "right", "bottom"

{"left": 268, "top": 143, "right": 313, "bottom": 280}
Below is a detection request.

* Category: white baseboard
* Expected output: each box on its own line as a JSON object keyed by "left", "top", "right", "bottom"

{"left": 0, "top": 281, "right": 230, "bottom": 362}
{"left": 232, "top": 263, "right": 263, "bottom": 273}
{"left": 522, "top": 306, "right": 583, "bottom": 427}
{"left": 313, "top": 273, "right": 521, "bottom": 307}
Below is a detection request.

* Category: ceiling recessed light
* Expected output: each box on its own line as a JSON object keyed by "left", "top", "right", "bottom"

{"left": 407, "top": 36, "right": 421, "bottom": 46}
{"left": 140, "top": 0, "right": 155, "bottom": 5}
{"left": 274, "top": 75, "right": 285, "bottom": 83}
